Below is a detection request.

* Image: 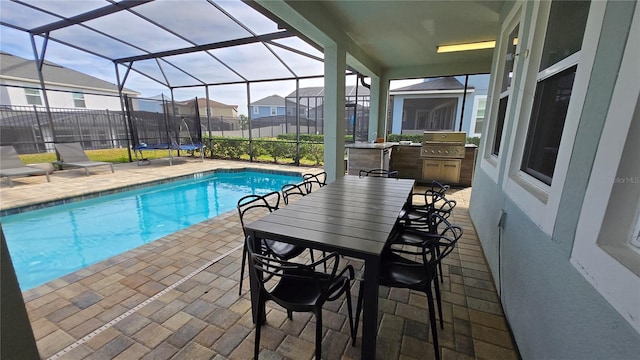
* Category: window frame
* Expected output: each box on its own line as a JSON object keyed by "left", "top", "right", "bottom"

{"left": 571, "top": 4, "right": 640, "bottom": 332}
{"left": 520, "top": 62, "right": 578, "bottom": 185}
{"left": 72, "top": 92, "right": 86, "bottom": 108}
{"left": 253, "top": 106, "right": 259, "bottom": 115}
{"left": 270, "top": 106, "right": 277, "bottom": 116}
{"left": 502, "top": 0, "right": 603, "bottom": 235}
{"left": 469, "top": 95, "right": 487, "bottom": 137}
{"left": 24, "top": 88, "right": 42, "bottom": 106}
{"left": 480, "top": 4, "right": 523, "bottom": 182}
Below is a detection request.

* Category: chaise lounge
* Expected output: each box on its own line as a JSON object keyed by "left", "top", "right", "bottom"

{"left": 53, "top": 142, "right": 114, "bottom": 176}
{"left": 0, "top": 145, "right": 51, "bottom": 187}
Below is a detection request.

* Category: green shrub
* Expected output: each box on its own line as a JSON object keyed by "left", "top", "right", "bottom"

{"left": 387, "top": 133, "right": 480, "bottom": 146}
{"left": 387, "top": 134, "right": 423, "bottom": 143}
{"left": 306, "top": 143, "right": 324, "bottom": 165}
{"left": 255, "top": 139, "right": 294, "bottom": 163}
{"left": 466, "top": 137, "right": 480, "bottom": 146}
{"left": 208, "top": 137, "right": 249, "bottom": 159}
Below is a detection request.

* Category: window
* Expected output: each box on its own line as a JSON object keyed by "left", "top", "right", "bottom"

{"left": 571, "top": 4, "right": 640, "bottom": 331}
{"left": 492, "top": 24, "right": 519, "bottom": 156}
{"left": 270, "top": 106, "right": 277, "bottom": 116}
{"left": 520, "top": 0, "right": 590, "bottom": 185}
{"left": 471, "top": 96, "right": 487, "bottom": 137}
{"left": 73, "top": 92, "right": 86, "bottom": 108}
{"left": 253, "top": 106, "right": 259, "bottom": 114}
{"left": 25, "top": 88, "right": 42, "bottom": 105}
{"left": 416, "top": 110, "right": 428, "bottom": 129}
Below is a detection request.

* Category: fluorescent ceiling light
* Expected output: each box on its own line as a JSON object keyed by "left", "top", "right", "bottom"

{"left": 437, "top": 40, "right": 496, "bottom": 53}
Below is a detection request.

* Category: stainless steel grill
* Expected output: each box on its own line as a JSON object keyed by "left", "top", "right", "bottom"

{"left": 420, "top": 131, "right": 466, "bottom": 159}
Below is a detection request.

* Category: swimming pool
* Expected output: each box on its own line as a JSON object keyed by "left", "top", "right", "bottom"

{"left": 1, "top": 170, "right": 302, "bottom": 290}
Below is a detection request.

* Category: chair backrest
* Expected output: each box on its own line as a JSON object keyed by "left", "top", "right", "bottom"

{"left": 303, "top": 172, "right": 327, "bottom": 189}
{"left": 359, "top": 168, "right": 399, "bottom": 178}
{"left": 0, "top": 145, "right": 26, "bottom": 169}
{"left": 303, "top": 172, "right": 326, "bottom": 192}
{"left": 237, "top": 191, "right": 280, "bottom": 233}
{"left": 54, "top": 142, "right": 90, "bottom": 163}
{"left": 281, "top": 181, "right": 312, "bottom": 205}
{"left": 245, "top": 235, "right": 341, "bottom": 298}
{"left": 430, "top": 180, "right": 450, "bottom": 195}
{"left": 390, "top": 214, "right": 462, "bottom": 271}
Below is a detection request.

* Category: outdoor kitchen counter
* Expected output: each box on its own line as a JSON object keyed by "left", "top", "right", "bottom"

{"left": 390, "top": 143, "right": 477, "bottom": 186}
{"left": 345, "top": 142, "right": 395, "bottom": 175}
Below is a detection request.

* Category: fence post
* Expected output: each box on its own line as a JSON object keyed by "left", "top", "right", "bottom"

{"left": 106, "top": 109, "right": 117, "bottom": 148}
{"left": 33, "top": 105, "right": 47, "bottom": 152}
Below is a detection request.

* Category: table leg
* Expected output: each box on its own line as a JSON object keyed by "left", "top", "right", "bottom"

{"left": 361, "top": 257, "right": 380, "bottom": 359}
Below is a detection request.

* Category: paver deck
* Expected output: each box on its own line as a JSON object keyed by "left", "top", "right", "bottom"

{"left": 0, "top": 157, "right": 519, "bottom": 359}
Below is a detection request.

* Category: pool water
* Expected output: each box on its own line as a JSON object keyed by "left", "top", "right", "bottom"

{"left": 1, "top": 170, "right": 301, "bottom": 290}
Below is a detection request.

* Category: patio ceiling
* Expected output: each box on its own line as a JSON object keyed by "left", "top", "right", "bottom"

{"left": 254, "top": 0, "right": 505, "bottom": 79}
{"left": 0, "top": 0, "right": 504, "bottom": 91}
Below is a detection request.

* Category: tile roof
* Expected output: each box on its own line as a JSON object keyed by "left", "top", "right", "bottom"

{"left": 391, "top": 77, "right": 474, "bottom": 92}
{"left": 251, "top": 94, "right": 298, "bottom": 107}
{"left": 286, "top": 85, "right": 370, "bottom": 98}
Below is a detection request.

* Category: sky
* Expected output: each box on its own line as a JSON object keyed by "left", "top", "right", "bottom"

{"left": 0, "top": 1, "right": 422, "bottom": 115}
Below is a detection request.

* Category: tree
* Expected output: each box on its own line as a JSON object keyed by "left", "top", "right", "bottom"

{"left": 239, "top": 114, "right": 249, "bottom": 130}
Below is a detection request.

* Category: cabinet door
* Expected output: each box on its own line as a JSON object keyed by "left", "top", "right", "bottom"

{"left": 440, "top": 159, "right": 461, "bottom": 183}
{"left": 422, "top": 159, "right": 461, "bottom": 184}
{"left": 422, "top": 160, "right": 443, "bottom": 181}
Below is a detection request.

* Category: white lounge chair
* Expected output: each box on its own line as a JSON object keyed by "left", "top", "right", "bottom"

{"left": 0, "top": 145, "right": 51, "bottom": 187}
{"left": 53, "top": 142, "right": 114, "bottom": 176}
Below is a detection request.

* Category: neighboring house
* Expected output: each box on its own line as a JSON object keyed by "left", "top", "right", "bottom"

{"left": 176, "top": 98, "right": 240, "bottom": 131}
{"left": 286, "top": 85, "right": 370, "bottom": 138}
{"left": 174, "top": 98, "right": 238, "bottom": 118}
{"left": 0, "top": 52, "right": 138, "bottom": 110}
{"left": 250, "top": 94, "right": 303, "bottom": 119}
{"left": 388, "top": 75, "right": 489, "bottom": 136}
{"left": 288, "top": 85, "right": 370, "bottom": 119}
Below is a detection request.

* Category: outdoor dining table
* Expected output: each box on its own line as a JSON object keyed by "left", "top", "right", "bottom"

{"left": 244, "top": 174, "right": 416, "bottom": 359}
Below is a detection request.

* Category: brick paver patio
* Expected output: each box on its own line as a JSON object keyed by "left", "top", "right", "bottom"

{"left": 1, "top": 157, "right": 519, "bottom": 359}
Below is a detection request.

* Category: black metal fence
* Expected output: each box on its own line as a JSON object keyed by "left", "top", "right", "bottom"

{"left": 0, "top": 105, "right": 129, "bottom": 154}
{"left": 0, "top": 86, "right": 369, "bottom": 167}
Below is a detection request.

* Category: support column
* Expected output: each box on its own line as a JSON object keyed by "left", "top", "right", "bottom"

{"left": 367, "top": 75, "right": 386, "bottom": 141}
{"left": 377, "top": 76, "right": 391, "bottom": 138}
{"left": 323, "top": 44, "right": 346, "bottom": 182}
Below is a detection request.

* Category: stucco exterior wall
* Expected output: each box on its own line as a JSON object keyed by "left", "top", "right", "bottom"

{"left": 469, "top": 1, "right": 640, "bottom": 358}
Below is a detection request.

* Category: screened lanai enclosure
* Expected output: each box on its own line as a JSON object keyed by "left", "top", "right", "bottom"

{"left": 0, "top": 0, "right": 374, "bottom": 164}
{"left": 0, "top": 0, "right": 486, "bottom": 167}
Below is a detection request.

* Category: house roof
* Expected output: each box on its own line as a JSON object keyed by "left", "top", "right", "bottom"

{"left": 286, "top": 85, "right": 370, "bottom": 98}
{"left": 251, "top": 94, "right": 298, "bottom": 107}
{"left": 197, "top": 98, "right": 237, "bottom": 109}
{"left": 176, "top": 98, "right": 238, "bottom": 109}
{"left": 391, "top": 77, "right": 475, "bottom": 92}
{"left": 0, "top": 52, "right": 138, "bottom": 95}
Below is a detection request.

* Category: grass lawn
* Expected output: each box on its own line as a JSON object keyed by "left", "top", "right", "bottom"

{"left": 19, "top": 148, "right": 173, "bottom": 164}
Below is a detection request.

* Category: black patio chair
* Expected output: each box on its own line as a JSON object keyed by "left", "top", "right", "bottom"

{"left": 398, "top": 192, "right": 457, "bottom": 232}
{"left": 354, "top": 216, "right": 462, "bottom": 360}
{"left": 237, "top": 191, "right": 309, "bottom": 296}
{"left": 281, "top": 181, "right": 312, "bottom": 205}
{"left": 303, "top": 171, "right": 327, "bottom": 191}
{"left": 246, "top": 235, "right": 356, "bottom": 359}
{"left": 358, "top": 168, "right": 399, "bottom": 178}
{"left": 394, "top": 208, "right": 457, "bottom": 284}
